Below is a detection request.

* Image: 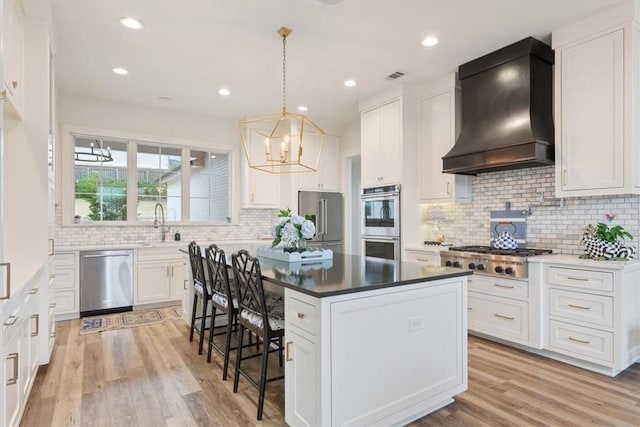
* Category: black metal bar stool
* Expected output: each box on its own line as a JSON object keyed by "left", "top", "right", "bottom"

{"left": 231, "top": 249, "right": 285, "bottom": 421}
{"left": 188, "top": 241, "right": 212, "bottom": 355}
{"left": 204, "top": 244, "right": 239, "bottom": 380}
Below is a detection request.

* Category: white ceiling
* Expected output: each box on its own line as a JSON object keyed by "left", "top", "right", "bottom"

{"left": 45, "top": 0, "right": 620, "bottom": 132}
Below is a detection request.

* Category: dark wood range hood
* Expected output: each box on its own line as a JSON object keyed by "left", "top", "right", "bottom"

{"left": 442, "top": 37, "right": 554, "bottom": 175}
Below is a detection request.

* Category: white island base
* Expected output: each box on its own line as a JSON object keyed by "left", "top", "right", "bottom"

{"left": 284, "top": 277, "right": 468, "bottom": 426}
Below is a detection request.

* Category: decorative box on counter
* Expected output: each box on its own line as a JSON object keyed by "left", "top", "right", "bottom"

{"left": 256, "top": 246, "right": 333, "bottom": 262}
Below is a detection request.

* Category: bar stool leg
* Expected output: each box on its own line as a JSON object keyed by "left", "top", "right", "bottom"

{"left": 222, "top": 311, "right": 234, "bottom": 380}
{"left": 257, "top": 334, "right": 270, "bottom": 420}
{"left": 199, "top": 297, "right": 210, "bottom": 354}
{"left": 189, "top": 293, "right": 198, "bottom": 342}
{"left": 233, "top": 325, "right": 245, "bottom": 393}
{"left": 206, "top": 306, "right": 216, "bottom": 363}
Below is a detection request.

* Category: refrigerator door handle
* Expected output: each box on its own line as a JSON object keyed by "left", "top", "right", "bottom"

{"left": 323, "top": 198, "right": 329, "bottom": 235}
{"left": 317, "top": 199, "right": 324, "bottom": 235}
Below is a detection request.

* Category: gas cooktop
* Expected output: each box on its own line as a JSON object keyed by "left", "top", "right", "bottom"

{"left": 448, "top": 246, "right": 553, "bottom": 257}
{"left": 441, "top": 246, "right": 553, "bottom": 278}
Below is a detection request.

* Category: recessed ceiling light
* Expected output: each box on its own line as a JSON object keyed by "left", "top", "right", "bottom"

{"left": 112, "top": 67, "right": 129, "bottom": 75}
{"left": 344, "top": 80, "right": 356, "bottom": 87}
{"left": 119, "top": 17, "right": 144, "bottom": 30}
{"left": 218, "top": 88, "right": 231, "bottom": 96}
{"left": 422, "top": 36, "right": 439, "bottom": 47}
{"left": 297, "top": 105, "right": 308, "bottom": 112}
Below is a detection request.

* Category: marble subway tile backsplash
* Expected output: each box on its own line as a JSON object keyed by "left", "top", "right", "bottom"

{"left": 55, "top": 207, "right": 279, "bottom": 248}
{"left": 425, "top": 166, "right": 640, "bottom": 255}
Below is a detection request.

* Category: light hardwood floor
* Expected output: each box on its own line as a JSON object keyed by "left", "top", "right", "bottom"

{"left": 22, "top": 317, "right": 640, "bottom": 426}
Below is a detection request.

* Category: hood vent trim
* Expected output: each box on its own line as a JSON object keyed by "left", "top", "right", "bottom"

{"left": 443, "top": 37, "right": 554, "bottom": 175}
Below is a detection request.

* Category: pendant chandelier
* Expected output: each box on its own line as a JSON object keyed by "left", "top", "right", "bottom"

{"left": 239, "top": 27, "right": 325, "bottom": 174}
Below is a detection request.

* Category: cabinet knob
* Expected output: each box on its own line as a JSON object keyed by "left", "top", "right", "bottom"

{"left": 0, "top": 90, "right": 6, "bottom": 100}
{"left": 296, "top": 312, "right": 305, "bottom": 319}
{"left": 12, "top": 80, "right": 18, "bottom": 89}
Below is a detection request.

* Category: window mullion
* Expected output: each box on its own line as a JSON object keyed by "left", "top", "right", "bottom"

{"left": 128, "top": 140, "right": 138, "bottom": 223}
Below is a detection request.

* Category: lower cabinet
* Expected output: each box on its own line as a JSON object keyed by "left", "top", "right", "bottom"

{"left": 52, "top": 252, "right": 78, "bottom": 318}
{"left": 466, "top": 274, "right": 538, "bottom": 347}
{"left": 535, "top": 259, "right": 640, "bottom": 375}
{"left": 284, "top": 278, "right": 467, "bottom": 426}
{"left": 3, "top": 319, "right": 22, "bottom": 427}
{"left": 284, "top": 330, "right": 319, "bottom": 427}
{"left": 135, "top": 248, "right": 184, "bottom": 305}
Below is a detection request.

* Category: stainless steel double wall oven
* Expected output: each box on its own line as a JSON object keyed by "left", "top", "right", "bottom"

{"left": 361, "top": 184, "right": 400, "bottom": 262}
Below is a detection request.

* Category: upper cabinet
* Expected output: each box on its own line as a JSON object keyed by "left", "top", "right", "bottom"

{"left": 2, "top": 0, "right": 25, "bottom": 119}
{"left": 418, "top": 75, "right": 471, "bottom": 203}
{"left": 361, "top": 99, "right": 402, "bottom": 188}
{"left": 296, "top": 134, "right": 341, "bottom": 192}
{"left": 553, "top": 2, "right": 640, "bottom": 197}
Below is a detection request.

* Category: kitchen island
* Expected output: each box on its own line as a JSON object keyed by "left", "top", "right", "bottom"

{"left": 185, "top": 246, "right": 471, "bottom": 426}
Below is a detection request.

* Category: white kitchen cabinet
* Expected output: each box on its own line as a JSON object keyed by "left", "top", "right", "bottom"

{"left": 529, "top": 255, "right": 640, "bottom": 376}
{"left": 361, "top": 99, "right": 401, "bottom": 187}
{"left": 135, "top": 248, "right": 184, "bottom": 305}
{"left": 466, "top": 274, "right": 541, "bottom": 348}
{"left": 1, "top": 0, "right": 25, "bottom": 119}
{"left": 553, "top": 2, "right": 640, "bottom": 197}
{"left": 418, "top": 80, "right": 471, "bottom": 203}
{"left": 295, "top": 134, "right": 341, "bottom": 192}
{"left": 284, "top": 277, "right": 466, "bottom": 426}
{"left": 2, "top": 318, "right": 21, "bottom": 427}
{"left": 405, "top": 247, "right": 441, "bottom": 266}
{"left": 241, "top": 128, "right": 281, "bottom": 208}
{"left": 52, "top": 252, "right": 78, "bottom": 319}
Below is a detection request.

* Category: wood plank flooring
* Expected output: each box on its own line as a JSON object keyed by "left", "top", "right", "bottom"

{"left": 22, "top": 317, "right": 640, "bottom": 426}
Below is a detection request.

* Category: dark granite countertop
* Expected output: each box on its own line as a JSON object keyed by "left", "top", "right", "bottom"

{"left": 183, "top": 243, "right": 471, "bottom": 298}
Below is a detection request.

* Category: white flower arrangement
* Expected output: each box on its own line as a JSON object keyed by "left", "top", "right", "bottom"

{"left": 271, "top": 208, "right": 316, "bottom": 250}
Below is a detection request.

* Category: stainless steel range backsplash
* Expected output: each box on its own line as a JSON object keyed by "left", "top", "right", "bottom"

{"left": 424, "top": 166, "right": 640, "bottom": 255}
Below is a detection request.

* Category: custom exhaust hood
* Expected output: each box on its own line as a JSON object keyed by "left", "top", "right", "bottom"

{"left": 442, "top": 37, "right": 554, "bottom": 175}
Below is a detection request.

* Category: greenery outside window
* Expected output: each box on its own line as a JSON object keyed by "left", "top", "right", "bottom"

{"left": 74, "top": 136, "right": 128, "bottom": 221}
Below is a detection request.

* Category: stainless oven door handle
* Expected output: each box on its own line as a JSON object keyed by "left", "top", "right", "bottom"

{"left": 362, "top": 236, "right": 400, "bottom": 242}
{"left": 360, "top": 192, "right": 399, "bottom": 200}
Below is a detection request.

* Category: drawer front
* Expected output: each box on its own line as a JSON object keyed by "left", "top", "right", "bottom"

{"left": 547, "top": 267, "right": 613, "bottom": 292}
{"left": 468, "top": 293, "right": 528, "bottom": 342}
{"left": 54, "top": 253, "right": 76, "bottom": 268}
{"left": 54, "top": 268, "right": 76, "bottom": 291}
{"left": 55, "top": 290, "right": 77, "bottom": 314}
{"left": 548, "top": 320, "right": 613, "bottom": 364}
{"left": 287, "top": 296, "right": 319, "bottom": 336}
{"left": 549, "top": 289, "right": 613, "bottom": 327}
{"left": 137, "top": 248, "right": 183, "bottom": 263}
{"left": 468, "top": 275, "right": 528, "bottom": 299}
{"left": 406, "top": 251, "right": 440, "bottom": 266}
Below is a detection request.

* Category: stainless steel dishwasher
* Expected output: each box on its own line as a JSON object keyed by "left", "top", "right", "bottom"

{"left": 79, "top": 249, "right": 133, "bottom": 317}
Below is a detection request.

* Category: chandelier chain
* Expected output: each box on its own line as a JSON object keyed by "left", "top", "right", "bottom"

{"left": 282, "top": 34, "right": 287, "bottom": 113}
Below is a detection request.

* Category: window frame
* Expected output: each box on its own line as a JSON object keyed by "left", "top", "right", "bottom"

{"left": 61, "top": 125, "right": 238, "bottom": 226}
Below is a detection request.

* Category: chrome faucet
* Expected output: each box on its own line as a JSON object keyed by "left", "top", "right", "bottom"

{"left": 153, "top": 203, "right": 166, "bottom": 242}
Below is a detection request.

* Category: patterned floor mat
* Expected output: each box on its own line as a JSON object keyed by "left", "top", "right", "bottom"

{"left": 80, "top": 306, "right": 182, "bottom": 334}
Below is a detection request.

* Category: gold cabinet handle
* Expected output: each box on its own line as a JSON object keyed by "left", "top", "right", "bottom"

{"left": 183, "top": 279, "right": 188, "bottom": 290}
{"left": 29, "top": 287, "right": 39, "bottom": 295}
{"left": 4, "top": 315, "right": 18, "bottom": 326}
{"left": 285, "top": 341, "right": 293, "bottom": 362}
{"left": 6, "top": 353, "right": 18, "bottom": 385}
{"left": 494, "top": 283, "right": 514, "bottom": 289}
{"left": 446, "top": 181, "right": 451, "bottom": 195}
{"left": 568, "top": 303, "right": 590, "bottom": 310}
{"left": 494, "top": 313, "right": 514, "bottom": 320}
{"left": 12, "top": 80, "right": 18, "bottom": 89}
{"left": 568, "top": 336, "right": 590, "bottom": 344}
{"left": 31, "top": 314, "right": 40, "bottom": 337}
{"left": 467, "top": 307, "right": 473, "bottom": 310}
{"left": 48, "top": 238, "right": 55, "bottom": 255}
{"left": 296, "top": 312, "right": 305, "bottom": 319}
{"left": 0, "top": 262, "right": 11, "bottom": 300}
{"left": 566, "top": 276, "right": 588, "bottom": 282}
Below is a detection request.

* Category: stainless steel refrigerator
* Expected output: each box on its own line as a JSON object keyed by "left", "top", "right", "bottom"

{"left": 298, "top": 191, "right": 343, "bottom": 253}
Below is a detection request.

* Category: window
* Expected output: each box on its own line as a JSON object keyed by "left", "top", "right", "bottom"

{"left": 74, "top": 136, "right": 128, "bottom": 222}
{"left": 137, "top": 144, "right": 182, "bottom": 221}
{"left": 71, "top": 132, "right": 233, "bottom": 224}
{"left": 189, "top": 150, "right": 231, "bottom": 222}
